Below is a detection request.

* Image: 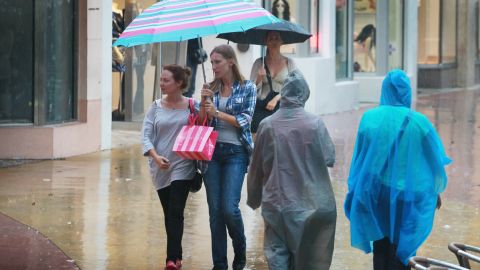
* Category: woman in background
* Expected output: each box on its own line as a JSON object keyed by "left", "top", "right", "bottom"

{"left": 250, "top": 31, "right": 295, "bottom": 137}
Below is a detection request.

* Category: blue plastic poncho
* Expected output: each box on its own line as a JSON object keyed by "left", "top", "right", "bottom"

{"left": 344, "top": 69, "right": 452, "bottom": 265}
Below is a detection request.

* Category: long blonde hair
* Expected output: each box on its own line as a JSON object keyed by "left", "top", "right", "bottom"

{"left": 209, "top": 44, "right": 245, "bottom": 92}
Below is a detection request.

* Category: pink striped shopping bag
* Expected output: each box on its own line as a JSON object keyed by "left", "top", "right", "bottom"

{"left": 173, "top": 124, "right": 218, "bottom": 161}
{"left": 173, "top": 99, "right": 218, "bottom": 161}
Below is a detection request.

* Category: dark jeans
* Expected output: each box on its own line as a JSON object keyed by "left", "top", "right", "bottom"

{"left": 373, "top": 237, "right": 410, "bottom": 270}
{"left": 204, "top": 143, "right": 248, "bottom": 269}
{"left": 157, "top": 180, "right": 191, "bottom": 262}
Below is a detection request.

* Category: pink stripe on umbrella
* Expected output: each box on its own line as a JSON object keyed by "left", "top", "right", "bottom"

{"left": 132, "top": 2, "right": 257, "bottom": 25}
{"left": 121, "top": 11, "right": 267, "bottom": 38}
{"left": 144, "top": 0, "right": 228, "bottom": 13}
{"left": 130, "top": 5, "right": 257, "bottom": 28}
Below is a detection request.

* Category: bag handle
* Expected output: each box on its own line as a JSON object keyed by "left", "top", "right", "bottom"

{"left": 188, "top": 98, "right": 213, "bottom": 127}
{"left": 188, "top": 98, "right": 198, "bottom": 126}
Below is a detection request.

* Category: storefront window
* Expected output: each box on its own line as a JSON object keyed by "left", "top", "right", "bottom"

{"left": 418, "top": 0, "right": 457, "bottom": 65}
{"left": 0, "top": 2, "right": 34, "bottom": 124}
{"left": 112, "top": 0, "right": 157, "bottom": 122}
{"left": 353, "top": 0, "right": 376, "bottom": 73}
{"left": 441, "top": 0, "right": 457, "bottom": 63}
{"left": 418, "top": 0, "right": 440, "bottom": 64}
{"left": 336, "top": 0, "right": 350, "bottom": 79}
{"left": 41, "top": 1, "right": 76, "bottom": 124}
{"left": 388, "top": 0, "right": 404, "bottom": 70}
{"left": 0, "top": 0, "right": 76, "bottom": 125}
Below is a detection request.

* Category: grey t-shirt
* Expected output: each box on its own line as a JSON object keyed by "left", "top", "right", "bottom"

{"left": 141, "top": 100, "right": 196, "bottom": 190}
{"left": 216, "top": 96, "right": 242, "bottom": 145}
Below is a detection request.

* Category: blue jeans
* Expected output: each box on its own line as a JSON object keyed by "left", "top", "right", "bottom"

{"left": 204, "top": 143, "right": 248, "bottom": 269}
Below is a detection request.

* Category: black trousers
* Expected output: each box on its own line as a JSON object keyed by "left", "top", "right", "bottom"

{"left": 157, "top": 180, "right": 191, "bottom": 262}
{"left": 373, "top": 237, "right": 410, "bottom": 270}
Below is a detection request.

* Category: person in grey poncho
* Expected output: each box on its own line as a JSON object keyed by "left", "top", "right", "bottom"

{"left": 247, "top": 69, "right": 337, "bottom": 270}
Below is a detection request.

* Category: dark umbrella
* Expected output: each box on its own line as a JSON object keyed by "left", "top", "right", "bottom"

{"left": 216, "top": 19, "right": 311, "bottom": 45}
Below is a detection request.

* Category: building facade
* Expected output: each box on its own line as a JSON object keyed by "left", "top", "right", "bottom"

{"left": 0, "top": 1, "right": 112, "bottom": 159}
{"left": 1, "top": 0, "right": 478, "bottom": 159}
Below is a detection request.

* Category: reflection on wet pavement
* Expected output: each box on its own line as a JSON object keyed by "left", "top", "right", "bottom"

{"left": 0, "top": 89, "right": 479, "bottom": 270}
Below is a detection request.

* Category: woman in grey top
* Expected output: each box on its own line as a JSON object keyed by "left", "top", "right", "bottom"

{"left": 141, "top": 64, "right": 197, "bottom": 270}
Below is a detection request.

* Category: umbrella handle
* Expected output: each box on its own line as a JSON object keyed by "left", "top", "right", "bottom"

{"left": 201, "top": 61, "right": 207, "bottom": 84}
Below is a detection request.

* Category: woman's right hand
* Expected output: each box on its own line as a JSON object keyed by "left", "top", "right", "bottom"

{"left": 154, "top": 155, "right": 170, "bottom": 170}
{"left": 201, "top": 88, "right": 214, "bottom": 100}
{"left": 200, "top": 84, "right": 214, "bottom": 102}
{"left": 256, "top": 67, "right": 266, "bottom": 84}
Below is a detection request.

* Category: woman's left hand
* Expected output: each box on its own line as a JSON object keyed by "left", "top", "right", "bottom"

{"left": 203, "top": 99, "right": 216, "bottom": 118}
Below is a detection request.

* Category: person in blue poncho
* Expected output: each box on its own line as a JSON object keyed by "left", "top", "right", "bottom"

{"left": 344, "top": 69, "right": 452, "bottom": 270}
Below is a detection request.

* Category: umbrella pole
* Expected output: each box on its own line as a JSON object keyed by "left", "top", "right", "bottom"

{"left": 201, "top": 62, "right": 207, "bottom": 84}
{"left": 175, "top": 42, "right": 180, "bottom": 64}
{"left": 262, "top": 45, "right": 266, "bottom": 67}
{"left": 199, "top": 37, "right": 207, "bottom": 84}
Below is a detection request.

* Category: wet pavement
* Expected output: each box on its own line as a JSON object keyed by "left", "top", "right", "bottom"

{"left": 1, "top": 89, "right": 480, "bottom": 270}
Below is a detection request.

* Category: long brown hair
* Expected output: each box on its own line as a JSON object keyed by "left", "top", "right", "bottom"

{"left": 162, "top": 64, "right": 192, "bottom": 92}
{"left": 209, "top": 44, "right": 245, "bottom": 92}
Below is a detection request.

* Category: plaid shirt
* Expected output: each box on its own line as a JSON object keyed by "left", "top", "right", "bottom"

{"left": 211, "top": 80, "right": 256, "bottom": 154}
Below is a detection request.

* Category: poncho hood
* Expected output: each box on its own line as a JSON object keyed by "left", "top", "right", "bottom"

{"left": 380, "top": 69, "right": 412, "bottom": 108}
{"left": 280, "top": 69, "right": 310, "bottom": 108}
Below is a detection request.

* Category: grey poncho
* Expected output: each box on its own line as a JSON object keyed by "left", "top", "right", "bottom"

{"left": 247, "top": 70, "right": 337, "bottom": 270}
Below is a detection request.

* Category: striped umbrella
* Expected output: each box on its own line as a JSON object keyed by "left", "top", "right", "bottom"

{"left": 114, "top": 0, "right": 281, "bottom": 47}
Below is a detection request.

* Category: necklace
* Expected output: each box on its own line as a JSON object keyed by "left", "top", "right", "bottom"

{"left": 161, "top": 97, "right": 185, "bottom": 110}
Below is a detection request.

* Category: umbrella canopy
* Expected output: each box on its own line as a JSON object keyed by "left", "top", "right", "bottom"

{"left": 217, "top": 19, "right": 311, "bottom": 45}
{"left": 114, "top": 0, "right": 281, "bottom": 47}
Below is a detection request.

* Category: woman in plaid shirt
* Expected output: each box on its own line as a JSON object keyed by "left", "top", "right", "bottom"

{"left": 199, "top": 44, "right": 256, "bottom": 270}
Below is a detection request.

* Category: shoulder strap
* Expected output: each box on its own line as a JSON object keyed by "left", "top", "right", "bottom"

{"left": 264, "top": 60, "right": 274, "bottom": 93}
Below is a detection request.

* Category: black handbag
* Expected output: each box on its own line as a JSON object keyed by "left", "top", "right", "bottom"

{"left": 190, "top": 163, "right": 203, "bottom": 193}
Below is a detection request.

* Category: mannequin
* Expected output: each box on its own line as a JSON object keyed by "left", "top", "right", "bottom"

{"left": 128, "top": 0, "right": 150, "bottom": 115}
{"left": 354, "top": 24, "right": 376, "bottom": 72}
{"left": 112, "top": 2, "right": 122, "bottom": 14}
{"left": 272, "top": 0, "right": 292, "bottom": 21}
{"left": 112, "top": 2, "right": 126, "bottom": 120}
